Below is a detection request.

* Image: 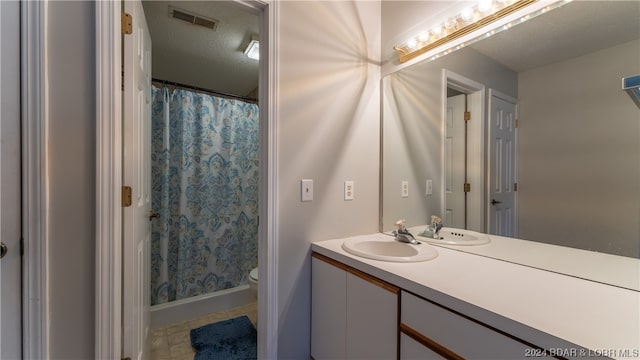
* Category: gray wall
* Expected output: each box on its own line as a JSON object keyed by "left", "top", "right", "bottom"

{"left": 1, "top": 1, "right": 22, "bottom": 357}
{"left": 518, "top": 39, "right": 640, "bottom": 257}
{"left": 276, "top": 1, "right": 381, "bottom": 357}
{"left": 46, "top": 1, "right": 96, "bottom": 358}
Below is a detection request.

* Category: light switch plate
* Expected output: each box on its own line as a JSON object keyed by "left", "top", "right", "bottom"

{"left": 402, "top": 181, "right": 409, "bottom": 198}
{"left": 344, "top": 181, "right": 354, "bottom": 200}
{"left": 426, "top": 179, "right": 433, "bottom": 195}
{"left": 301, "top": 179, "right": 313, "bottom": 202}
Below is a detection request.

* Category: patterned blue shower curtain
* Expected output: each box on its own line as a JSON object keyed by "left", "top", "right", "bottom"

{"left": 150, "top": 85, "right": 259, "bottom": 306}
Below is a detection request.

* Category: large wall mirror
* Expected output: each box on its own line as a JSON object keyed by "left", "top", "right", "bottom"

{"left": 381, "top": 0, "right": 639, "bottom": 290}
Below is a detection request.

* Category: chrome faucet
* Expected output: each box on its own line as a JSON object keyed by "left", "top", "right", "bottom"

{"left": 393, "top": 219, "right": 419, "bottom": 245}
{"left": 395, "top": 230, "right": 419, "bottom": 244}
{"left": 428, "top": 215, "right": 443, "bottom": 238}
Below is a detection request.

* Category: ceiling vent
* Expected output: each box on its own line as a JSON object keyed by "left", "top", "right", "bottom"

{"left": 169, "top": 7, "right": 218, "bottom": 31}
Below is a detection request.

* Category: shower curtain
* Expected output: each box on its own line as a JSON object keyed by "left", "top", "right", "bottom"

{"left": 150, "top": 85, "right": 259, "bottom": 306}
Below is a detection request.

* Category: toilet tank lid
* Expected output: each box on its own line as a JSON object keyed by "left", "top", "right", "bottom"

{"left": 250, "top": 267, "right": 258, "bottom": 281}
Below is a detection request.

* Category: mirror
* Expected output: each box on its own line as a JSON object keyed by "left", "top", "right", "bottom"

{"left": 381, "top": 0, "right": 640, "bottom": 290}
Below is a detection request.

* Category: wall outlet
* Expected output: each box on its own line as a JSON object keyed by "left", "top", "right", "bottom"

{"left": 344, "top": 180, "right": 354, "bottom": 200}
{"left": 426, "top": 179, "right": 433, "bottom": 195}
{"left": 402, "top": 181, "right": 409, "bottom": 198}
{"left": 301, "top": 179, "right": 313, "bottom": 202}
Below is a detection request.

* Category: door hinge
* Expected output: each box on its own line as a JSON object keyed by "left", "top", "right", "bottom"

{"left": 121, "top": 12, "right": 133, "bottom": 35}
{"left": 514, "top": 182, "right": 518, "bottom": 191}
{"left": 122, "top": 186, "right": 132, "bottom": 207}
{"left": 464, "top": 111, "right": 471, "bottom": 122}
{"left": 463, "top": 183, "right": 471, "bottom": 193}
{"left": 515, "top": 119, "right": 519, "bottom": 128}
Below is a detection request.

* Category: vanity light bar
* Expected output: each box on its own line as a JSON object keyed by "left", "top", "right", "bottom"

{"left": 394, "top": 0, "right": 537, "bottom": 63}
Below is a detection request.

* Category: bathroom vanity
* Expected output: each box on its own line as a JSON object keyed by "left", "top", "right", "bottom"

{"left": 311, "top": 233, "right": 640, "bottom": 360}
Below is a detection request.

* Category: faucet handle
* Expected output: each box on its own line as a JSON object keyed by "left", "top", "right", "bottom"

{"left": 394, "top": 219, "right": 407, "bottom": 232}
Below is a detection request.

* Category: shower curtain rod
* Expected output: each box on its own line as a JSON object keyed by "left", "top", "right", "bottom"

{"left": 151, "top": 78, "right": 258, "bottom": 104}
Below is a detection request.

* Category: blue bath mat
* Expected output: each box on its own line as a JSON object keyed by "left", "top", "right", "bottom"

{"left": 190, "top": 315, "right": 257, "bottom": 360}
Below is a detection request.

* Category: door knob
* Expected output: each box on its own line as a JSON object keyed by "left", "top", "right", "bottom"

{"left": 148, "top": 212, "right": 160, "bottom": 221}
{"left": 0, "top": 242, "right": 7, "bottom": 259}
{"left": 491, "top": 199, "right": 502, "bottom": 205}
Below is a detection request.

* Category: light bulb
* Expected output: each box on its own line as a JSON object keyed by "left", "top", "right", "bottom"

{"left": 478, "top": 0, "right": 493, "bottom": 13}
{"left": 406, "top": 38, "right": 417, "bottom": 49}
{"left": 460, "top": 7, "right": 474, "bottom": 21}
{"left": 417, "top": 32, "right": 429, "bottom": 42}
{"left": 444, "top": 17, "right": 457, "bottom": 30}
{"left": 431, "top": 25, "right": 443, "bottom": 36}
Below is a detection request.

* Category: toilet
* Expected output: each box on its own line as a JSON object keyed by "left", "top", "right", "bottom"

{"left": 249, "top": 267, "right": 258, "bottom": 299}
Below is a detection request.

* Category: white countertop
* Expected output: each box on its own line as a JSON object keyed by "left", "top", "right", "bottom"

{"left": 405, "top": 225, "right": 640, "bottom": 292}
{"left": 312, "top": 233, "right": 640, "bottom": 359}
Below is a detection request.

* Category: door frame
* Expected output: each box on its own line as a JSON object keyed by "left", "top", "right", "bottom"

{"left": 95, "top": 1, "right": 279, "bottom": 359}
{"left": 21, "top": 0, "right": 48, "bottom": 358}
{"left": 441, "top": 70, "right": 486, "bottom": 232}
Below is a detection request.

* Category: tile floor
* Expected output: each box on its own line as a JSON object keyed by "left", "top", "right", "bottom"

{"left": 149, "top": 301, "right": 258, "bottom": 360}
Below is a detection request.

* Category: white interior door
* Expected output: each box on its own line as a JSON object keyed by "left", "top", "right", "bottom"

{"left": 0, "top": 1, "right": 22, "bottom": 358}
{"left": 488, "top": 90, "right": 517, "bottom": 237}
{"left": 123, "top": 1, "right": 152, "bottom": 359}
{"left": 445, "top": 93, "right": 466, "bottom": 228}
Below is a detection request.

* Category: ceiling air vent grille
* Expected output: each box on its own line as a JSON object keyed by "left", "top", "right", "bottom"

{"left": 169, "top": 7, "right": 218, "bottom": 31}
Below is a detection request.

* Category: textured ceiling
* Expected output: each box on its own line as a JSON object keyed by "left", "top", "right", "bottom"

{"left": 142, "top": 1, "right": 259, "bottom": 98}
{"left": 469, "top": 0, "right": 640, "bottom": 72}
{"left": 141, "top": 0, "right": 639, "bottom": 98}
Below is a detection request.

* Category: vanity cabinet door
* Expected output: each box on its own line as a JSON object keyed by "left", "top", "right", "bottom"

{"left": 312, "top": 253, "right": 399, "bottom": 360}
{"left": 401, "top": 291, "right": 550, "bottom": 359}
{"left": 346, "top": 272, "right": 398, "bottom": 359}
{"left": 311, "top": 255, "right": 347, "bottom": 360}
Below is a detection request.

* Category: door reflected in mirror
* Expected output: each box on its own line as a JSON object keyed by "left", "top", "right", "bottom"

{"left": 381, "top": 0, "right": 640, "bottom": 289}
{"left": 445, "top": 89, "right": 467, "bottom": 229}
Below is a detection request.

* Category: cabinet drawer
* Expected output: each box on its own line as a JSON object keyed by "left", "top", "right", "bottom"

{"left": 401, "top": 291, "right": 550, "bottom": 359}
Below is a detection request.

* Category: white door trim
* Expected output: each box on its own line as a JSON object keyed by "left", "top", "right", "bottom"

{"left": 257, "top": 1, "right": 279, "bottom": 359}
{"left": 441, "top": 69, "right": 486, "bottom": 232}
{"left": 21, "top": 0, "right": 48, "bottom": 358}
{"left": 95, "top": 1, "right": 279, "bottom": 359}
{"left": 95, "top": 1, "right": 123, "bottom": 358}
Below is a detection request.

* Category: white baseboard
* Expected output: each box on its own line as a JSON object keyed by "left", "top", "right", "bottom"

{"left": 150, "top": 285, "right": 254, "bottom": 328}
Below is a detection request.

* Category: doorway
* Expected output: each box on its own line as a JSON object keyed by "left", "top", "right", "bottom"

{"left": 442, "top": 70, "right": 485, "bottom": 232}
{"left": 95, "top": 1, "right": 277, "bottom": 359}
{"left": 125, "top": 0, "right": 262, "bottom": 357}
{"left": 142, "top": 0, "right": 260, "bottom": 323}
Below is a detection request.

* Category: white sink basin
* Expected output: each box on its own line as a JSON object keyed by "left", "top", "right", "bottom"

{"left": 342, "top": 237, "right": 438, "bottom": 262}
{"left": 417, "top": 227, "right": 491, "bottom": 246}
